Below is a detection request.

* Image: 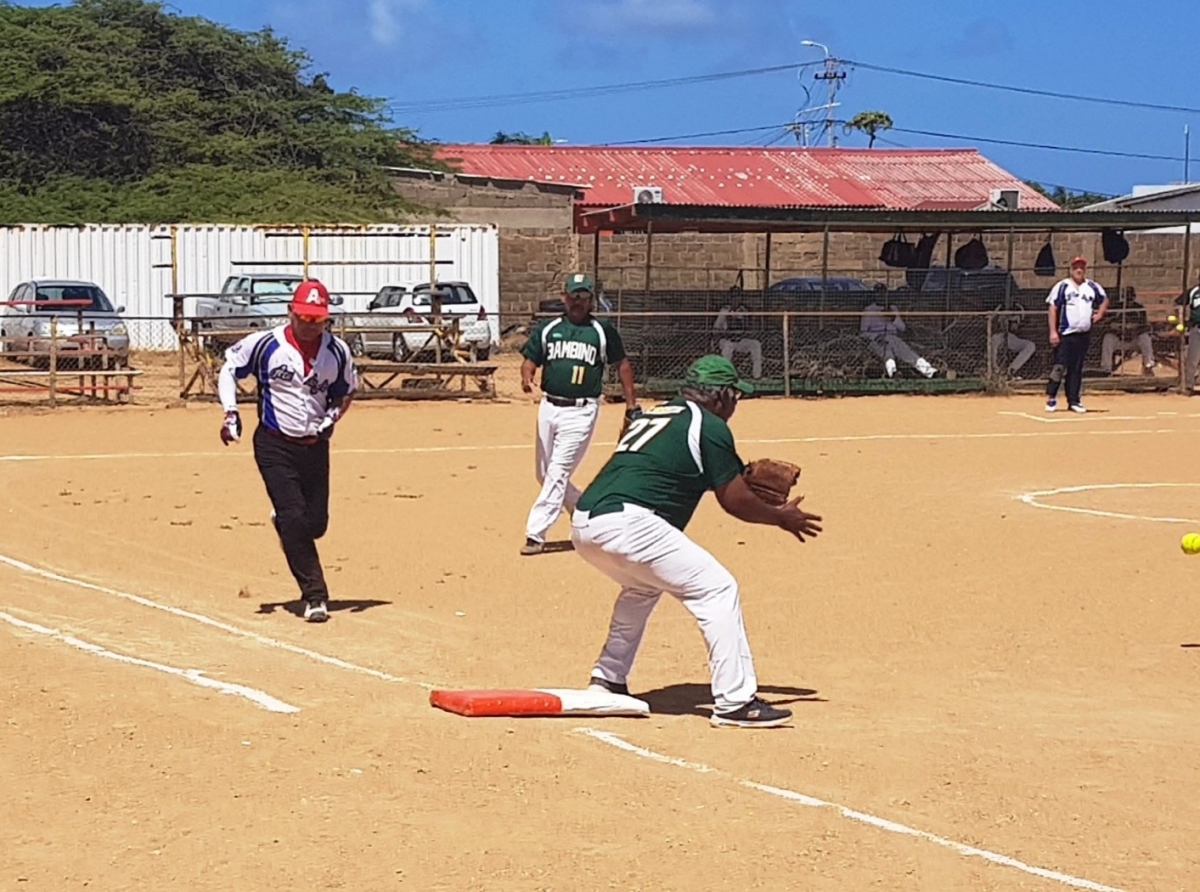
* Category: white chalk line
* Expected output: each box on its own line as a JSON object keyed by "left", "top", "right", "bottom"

{"left": 0, "top": 552, "right": 435, "bottom": 690}
{"left": 576, "top": 728, "right": 1124, "bottom": 892}
{"left": 0, "top": 423, "right": 1195, "bottom": 465}
{"left": 0, "top": 610, "right": 299, "bottom": 714}
{"left": 999, "top": 411, "right": 1200, "bottom": 425}
{"left": 1017, "top": 482, "right": 1200, "bottom": 525}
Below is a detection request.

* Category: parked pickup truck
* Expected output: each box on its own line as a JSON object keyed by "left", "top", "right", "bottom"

{"left": 194, "top": 273, "right": 345, "bottom": 347}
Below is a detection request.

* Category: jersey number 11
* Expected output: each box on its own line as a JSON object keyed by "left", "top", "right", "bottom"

{"left": 570, "top": 365, "right": 586, "bottom": 385}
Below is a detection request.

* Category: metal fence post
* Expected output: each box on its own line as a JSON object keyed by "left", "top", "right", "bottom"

{"left": 782, "top": 311, "right": 791, "bottom": 397}
{"left": 49, "top": 316, "right": 58, "bottom": 407}
{"left": 985, "top": 313, "right": 994, "bottom": 383}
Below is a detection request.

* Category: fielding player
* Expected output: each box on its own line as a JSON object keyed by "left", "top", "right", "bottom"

{"left": 571, "top": 356, "right": 823, "bottom": 728}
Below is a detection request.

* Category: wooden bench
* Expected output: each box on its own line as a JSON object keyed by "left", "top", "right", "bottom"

{"left": 0, "top": 367, "right": 143, "bottom": 403}
{"left": 354, "top": 362, "right": 498, "bottom": 400}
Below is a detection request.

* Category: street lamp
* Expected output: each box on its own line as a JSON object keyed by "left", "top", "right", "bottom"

{"left": 801, "top": 40, "right": 842, "bottom": 147}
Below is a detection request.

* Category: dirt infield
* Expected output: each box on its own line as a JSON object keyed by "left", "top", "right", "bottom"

{"left": 3, "top": 392, "right": 1199, "bottom": 891}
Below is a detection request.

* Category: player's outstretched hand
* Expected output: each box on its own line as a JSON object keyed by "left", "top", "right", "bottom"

{"left": 777, "top": 494, "right": 822, "bottom": 542}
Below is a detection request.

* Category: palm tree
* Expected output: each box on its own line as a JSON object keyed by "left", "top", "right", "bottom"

{"left": 844, "top": 111, "right": 893, "bottom": 148}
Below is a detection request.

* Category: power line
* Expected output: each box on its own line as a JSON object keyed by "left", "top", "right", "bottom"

{"left": 843, "top": 58, "right": 1200, "bottom": 115}
{"left": 601, "top": 123, "right": 795, "bottom": 146}
{"left": 387, "top": 62, "right": 818, "bottom": 115}
{"left": 890, "top": 125, "right": 1198, "bottom": 163}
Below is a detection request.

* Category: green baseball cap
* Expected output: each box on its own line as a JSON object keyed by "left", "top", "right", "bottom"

{"left": 684, "top": 355, "right": 754, "bottom": 394}
{"left": 565, "top": 272, "right": 594, "bottom": 294}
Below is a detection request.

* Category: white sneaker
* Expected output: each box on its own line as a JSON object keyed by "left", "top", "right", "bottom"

{"left": 884, "top": 358, "right": 897, "bottom": 378}
{"left": 915, "top": 358, "right": 936, "bottom": 378}
{"left": 303, "top": 601, "right": 329, "bottom": 623}
{"left": 1045, "top": 399, "right": 1057, "bottom": 412}
{"left": 1069, "top": 404, "right": 1087, "bottom": 414}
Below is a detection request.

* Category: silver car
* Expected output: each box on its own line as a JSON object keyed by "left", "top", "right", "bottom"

{"left": 1, "top": 279, "right": 130, "bottom": 368}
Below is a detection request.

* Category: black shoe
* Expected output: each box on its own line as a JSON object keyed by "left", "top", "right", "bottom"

{"left": 710, "top": 697, "right": 792, "bottom": 728}
{"left": 303, "top": 600, "right": 329, "bottom": 623}
{"left": 588, "top": 676, "right": 630, "bottom": 697}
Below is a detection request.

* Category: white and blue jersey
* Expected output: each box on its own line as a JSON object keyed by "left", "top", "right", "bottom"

{"left": 1047, "top": 278, "right": 1107, "bottom": 336}
{"left": 218, "top": 326, "right": 357, "bottom": 439}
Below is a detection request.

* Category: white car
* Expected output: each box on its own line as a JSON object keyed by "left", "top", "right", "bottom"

{"left": 349, "top": 281, "right": 491, "bottom": 362}
{"left": 1, "top": 279, "right": 130, "bottom": 368}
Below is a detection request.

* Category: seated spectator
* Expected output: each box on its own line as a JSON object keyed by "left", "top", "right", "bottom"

{"left": 990, "top": 301, "right": 1036, "bottom": 378}
{"left": 860, "top": 298, "right": 936, "bottom": 378}
{"left": 714, "top": 293, "right": 763, "bottom": 379}
{"left": 1101, "top": 287, "right": 1155, "bottom": 374}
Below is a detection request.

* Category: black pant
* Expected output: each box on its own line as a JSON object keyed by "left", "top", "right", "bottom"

{"left": 1046, "top": 331, "right": 1090, "bottom": 407}
{"left": 253, "top": 426, "right": 331, "bottom": 603}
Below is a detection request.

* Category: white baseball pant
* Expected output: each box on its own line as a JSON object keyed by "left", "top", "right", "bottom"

{"left": 525, "top": 398, "right": 599, "bottom": 543}
{"left": 571, "top": 504, "right": 758, "bottom": 713}
{"left": 719, "top": 337, "right": 763, "bottom": 379}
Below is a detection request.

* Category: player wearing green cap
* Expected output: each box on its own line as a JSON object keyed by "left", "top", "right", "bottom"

{"left": 519, "top": 272, "right": 638, "bottom": 555}
{"left": 572, "top": 355, "right": 824, "bottom": 728}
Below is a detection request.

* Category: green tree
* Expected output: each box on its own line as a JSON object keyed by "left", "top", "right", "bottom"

{"left": 844, "top": 111, "right": 893, "bottom": 148}
{"left": 1024, "top": 181, "right": 1113, "bottom": 210}
{"left": 0, "top": 0, "right": 443, "bottom": 223}
{"left": 490, "top": 130, "right": 554, "bottom": 145}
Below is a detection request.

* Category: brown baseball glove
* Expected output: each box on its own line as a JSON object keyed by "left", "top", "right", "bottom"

{"left": 743, "top": 458, "right": 801, "bottom": 506}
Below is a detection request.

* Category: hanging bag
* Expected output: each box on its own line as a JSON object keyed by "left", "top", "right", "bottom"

{"left": 1034, "top": 236, "right": 1056, "bottom": 277}
{"left": 954, "top": 234, "right": 989, "bottom": 270}
{"left": 1101, "top": 229, "right": 1130, "bottom": 264}
{"left": 879, "top": 232, "right": 916, "bottom": 268}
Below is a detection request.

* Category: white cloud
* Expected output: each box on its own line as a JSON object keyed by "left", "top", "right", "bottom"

{"left": 368, "top": 0, "right": 426, "bottom": 46}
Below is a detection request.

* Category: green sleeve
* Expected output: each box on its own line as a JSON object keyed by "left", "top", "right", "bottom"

{"left": 699, "top": 412, "right": 744, "bottom": 490}
{"left": 603, "top": 320, "right": 627, "bottom": 363}
{"left": 521, "top": 320, "right": 546, "bottom": 365}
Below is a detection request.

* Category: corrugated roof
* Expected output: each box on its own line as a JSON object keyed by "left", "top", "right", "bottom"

{"left": 435, "top": 145, "right": 1059, "bottom": 211}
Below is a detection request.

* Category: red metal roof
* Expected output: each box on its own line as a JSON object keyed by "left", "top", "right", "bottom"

{"left": 435, "top": 144, "right": 1058, "bottom": 211}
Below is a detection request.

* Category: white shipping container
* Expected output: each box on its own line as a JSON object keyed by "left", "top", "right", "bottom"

{"left": 0, "top": 223, "right": 501, "bottom": 349}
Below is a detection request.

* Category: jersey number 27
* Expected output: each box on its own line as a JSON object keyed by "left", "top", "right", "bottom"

{"left": 615, "top": 417, "right": 671, "bottom": 453}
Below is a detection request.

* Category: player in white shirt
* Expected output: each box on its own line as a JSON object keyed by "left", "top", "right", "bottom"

{"left": 217, "top": 280, "right": 358, "bottom": 622}
{"left": 859, "top": 299, "right": 936, "bottom": 378}
{"left": 1045, "top": 256, "right": 1109, "bottom": 413}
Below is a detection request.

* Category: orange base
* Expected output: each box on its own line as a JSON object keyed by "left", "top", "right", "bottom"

{"left": 430, "top": 689, "right": 564, "bottom": 717}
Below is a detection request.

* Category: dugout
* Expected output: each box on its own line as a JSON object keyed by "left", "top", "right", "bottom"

{"left": 574, "top": 204, "right": 1197, "bottom": 396}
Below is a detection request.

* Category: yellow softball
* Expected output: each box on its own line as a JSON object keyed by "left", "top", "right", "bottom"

{"left": 1181, "top": 532, "right": 1200, "bottom": 555}
{"left": 1177, "top": 323, "right": 1187, "bottom": 333}
{"left": 1168, "top": 314, "right": 1178, "bottom": 324}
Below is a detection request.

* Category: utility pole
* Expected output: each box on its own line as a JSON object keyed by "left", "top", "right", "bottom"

{"left": 1186, "top": 125, "right": 1191, "bottom": 184}
{"left": 801, "top": 41, "right": 846, "bottom": 147}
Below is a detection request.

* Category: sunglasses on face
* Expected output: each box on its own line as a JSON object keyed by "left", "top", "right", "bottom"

{"left": 294, "top": 313, "right": 324, "bottom": 324}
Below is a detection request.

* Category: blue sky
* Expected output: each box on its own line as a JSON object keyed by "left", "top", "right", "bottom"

{"left": 25, "top": 0, "right": 1200, "bottom": 196}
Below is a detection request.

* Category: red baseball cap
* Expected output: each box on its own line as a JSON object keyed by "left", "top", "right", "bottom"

{"left": 291, "top": 280, "right": 330, "bottom": 318}
{"left": 1070, "top": 256, "right": 1088, "bottom": 268}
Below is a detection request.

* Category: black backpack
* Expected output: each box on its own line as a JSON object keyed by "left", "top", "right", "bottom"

{"left": 879, "top": 233, "right": 916, "bottom": 268}
{"left": 1034, "top": 238, "right": 1056, "bottom": 277}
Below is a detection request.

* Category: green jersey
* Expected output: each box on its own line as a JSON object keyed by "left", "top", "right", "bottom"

{"left": 578, "top": 397, "right": 744, "bottom": 530}
{"left": 522, "top": 315, "right": 625, "bottom": 400}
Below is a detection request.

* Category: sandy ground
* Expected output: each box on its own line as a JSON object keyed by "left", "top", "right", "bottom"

{"left": 2, "top": 391, "right": 1199, "bottom": 891}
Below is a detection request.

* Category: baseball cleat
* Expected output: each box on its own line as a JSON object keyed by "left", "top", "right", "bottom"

{"left": 1069, "top": 403, "right": 1087, "bottom": 413}
{"left": 520, "top": 537, "right": 544, "bottom": 556}
{"left": 710, "top": 697, "right": 792, "bottom": 729}
{"left": 303, "top": 600, "right": 329, "bottom": 623}
{"left": 588, "top": 676, "right": 630, "bottom": 697}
